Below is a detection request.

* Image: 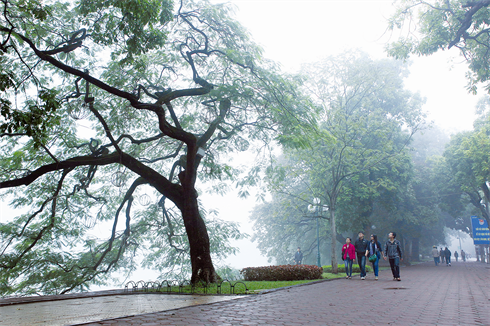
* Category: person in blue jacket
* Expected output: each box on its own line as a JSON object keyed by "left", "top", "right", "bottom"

{"left": 368, "top": 234, "right": 382, "bottom": 280}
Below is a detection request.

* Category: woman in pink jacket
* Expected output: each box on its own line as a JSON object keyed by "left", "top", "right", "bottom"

{"left": 342, "top": 237, "right": 356, "bottom": 279}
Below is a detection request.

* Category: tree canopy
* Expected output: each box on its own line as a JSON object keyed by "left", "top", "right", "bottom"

{"left": 255, "top": 52, "right": 426, "bottom": 269}
{"left": 0, "top": 0, "right": 312, "bottom": 295}
{"left": 387, "top": 0, "right": 490, "bottom": 93}
{"left": 441, "top": 106, "right": 490, "bottom": 225}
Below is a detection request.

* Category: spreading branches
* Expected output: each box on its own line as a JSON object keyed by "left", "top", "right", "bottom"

{"left": 0, "top": 0, "right": 294, "bottom": 292}
{"left": 159, "top": 196, "right": 186, "bottom": 253}
{"left": 449, "top": 0, "right": 490, "bottom": 48}
{"left": 40, "top": 29, "right": 88, "bottom": 55}
{"left": 92, "top": 177, "right": 146, "bottom": 270}
{"left": 387, "top": 0, "right": 490, "bottom": 92}
{"left": 0, "top": 168, "right": 70, "bottom": 269}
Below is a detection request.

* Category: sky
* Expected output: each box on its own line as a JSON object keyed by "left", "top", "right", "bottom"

{"left": 212, "top": 0, "right": 479, "bottom": 131}
{"left": 204, "top": 0, "right": 482, "bottom": 269}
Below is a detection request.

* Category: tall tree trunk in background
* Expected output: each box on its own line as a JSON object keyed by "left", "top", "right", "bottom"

{"left": 401, "top": 236, "right": 411, "bottom": 264}
{"left": 412, "top": 238, "right": 420, "bottom": 261}
{"left": 330, "top": 209, "right": 338, "bottom": 273}
{"left": 480, "top": 245, "right": 486, "bottom": 263}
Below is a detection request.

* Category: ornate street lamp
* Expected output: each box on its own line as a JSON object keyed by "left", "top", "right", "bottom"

{"left": 308, "top": 198, "right": 322, "bottom": 268}
{"left": 139, "top": 194, "right": 151, "bottom": 206}
{"left": 111, "top": 171, "right": 126, "bottom": 188}
{"left": 67, "top": 97, "right": 90, "bottom": 120}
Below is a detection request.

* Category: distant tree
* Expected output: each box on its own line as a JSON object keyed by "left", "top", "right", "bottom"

{"left": 0, "top": 0, "right": 311, "bottom": 295}
{"left": 250, "top": 156, "right": 333, "bottom": 266}
{"left": 442, "top": 123, "right": 490, "bottom": 226}
{"left": 264, "top": 52, "right": 425, "bottom": 273}
{"left": 387, "top": 0, "right": 490, "bottom": 93}
{"left": 337, "top": 127, "right": 449, "bottom": 262}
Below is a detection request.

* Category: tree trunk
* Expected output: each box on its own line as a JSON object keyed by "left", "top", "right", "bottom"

{"left": 480, "top": 245, "right": 486, "bottom": 263}
{"left": 401, "top": 236, "right": 411, "bottom": 265}
{"left": 412, "top": 237, "right": 420, "bottom": 262}
{"left": 330, "top": 209, "right": 338, "bottom": 274}
{"left": 181, "top": 193, "right": 217, "bottom": 284}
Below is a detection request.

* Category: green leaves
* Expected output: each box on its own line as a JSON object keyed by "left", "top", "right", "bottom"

{"left": 1, "top": 0, "right": 302, "bottom": 293}
{"left": 253, "top": 52, "right": 427, "bottom": 264}
{"left": 0, "top": 89, "right": 60, "bottom": 147}
{"left": 77, "top": 0, "right": 174, "bottom": 63}
{"left": 387, "top": 0, "right": 490, "bottom": 93}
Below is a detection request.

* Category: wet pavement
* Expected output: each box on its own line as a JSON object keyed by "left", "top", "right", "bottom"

{"left": 0, "top": 293, "right": 242, "bottom": 326}
{"left": 1, "top": 261, "right": 489, "bottom": 325}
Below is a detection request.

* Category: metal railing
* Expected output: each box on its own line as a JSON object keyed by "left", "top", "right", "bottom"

{"left": 124, "top": 279, "right": 249, "bottom": 295}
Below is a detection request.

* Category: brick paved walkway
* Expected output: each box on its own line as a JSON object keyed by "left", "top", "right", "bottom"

{"left": 79, "top": 261, "right": 490, "bottom": 326}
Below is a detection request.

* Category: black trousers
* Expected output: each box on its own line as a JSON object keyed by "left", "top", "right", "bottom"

{"left": 389, "top": 257, "right": 400, "bottom": 278}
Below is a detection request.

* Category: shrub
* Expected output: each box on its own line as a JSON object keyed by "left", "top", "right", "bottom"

{"left": 322, "top": 264, "right": 371, "bottom": 273}
{"left": 240, "top": 264, "right": 323, "bottom": 281}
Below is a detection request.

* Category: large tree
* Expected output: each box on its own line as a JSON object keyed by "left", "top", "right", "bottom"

{"left": 387, "top": 0, "right": 490, "bottom": 93}
{"left": 442, "top": 118, "right": 490, "bottom": 226}
{"left": 0, "top": 0, "right": 310, "bottom": 295}
{"left": 264, "top": 52, "right": 425, "bottom": 273}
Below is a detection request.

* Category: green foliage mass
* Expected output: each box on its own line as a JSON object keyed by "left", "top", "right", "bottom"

{"left": 387, "top": 0, "right": 490, "bottom": 93}
{"left": 252, "top": 51, "right": 455, "bottom": 265}
{"left": 0, "top": 0, "right": 313, "bottom": 295}
{"left": 438, "top": 103, "right": 490, "bottom": 226}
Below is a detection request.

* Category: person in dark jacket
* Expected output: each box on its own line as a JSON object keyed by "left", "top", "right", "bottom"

{"left": 354, "top": 232, "right": 369, "bottom": 280}
{"left": 383, "top": 232, "right": 403, "bottom": 281}
{"left": 440, "top": 248, "right": 445, "bottom": 264}
{"left": 454, "top": 250, "right": 459, "bottom": 262}
{"left": 342, "top": 237, "right": 356, "bottom": 279}
{"left": 444, "top": 247, "right": 451, "bottom": 266}
{"left": 294, "top": 247, "right": 303, "bottom": 265}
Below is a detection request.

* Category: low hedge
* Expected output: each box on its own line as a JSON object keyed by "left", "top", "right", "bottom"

{"left": 322, "top": 264, "right": 371, "bottom": 273}
{"left": 240, "top": 264, "right": 323, "bottom": 281}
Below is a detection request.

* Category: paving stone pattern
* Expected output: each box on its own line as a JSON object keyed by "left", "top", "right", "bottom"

{"left": 0, "top": 294, "right": 241, "bottom": 326}
{"left": 79, "top": 261, "right": 490, "bottom": 326}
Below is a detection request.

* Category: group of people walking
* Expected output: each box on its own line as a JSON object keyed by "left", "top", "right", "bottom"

{"left": 431, "top": 246, "right": 466, "bottom": 266}
{"left": 342, "top": 231, "right": 403, "bottom": 281}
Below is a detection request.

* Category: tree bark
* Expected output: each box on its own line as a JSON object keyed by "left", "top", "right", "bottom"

{"left": 181, "top": 192, "right": 217, "bottom": 284}
{"left": 330, "top": 209, "right": 338, "bottom": 274}
{"left": 412, "top": 237, "right": 420, "bottom": 262}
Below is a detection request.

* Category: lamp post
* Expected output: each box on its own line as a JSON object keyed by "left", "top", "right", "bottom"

{"left": 308, "top": 198, "right": 327, "bottom": 268}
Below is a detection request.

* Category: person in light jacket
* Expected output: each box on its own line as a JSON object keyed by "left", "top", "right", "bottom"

{"left": 342, "top": 237, "right": 356, "bottom": 279}
{"left": 383, "top": 232, "right": 403, "bottom": 281}
{"left": 432, "top": 246, "right": 440, "bottom": 266}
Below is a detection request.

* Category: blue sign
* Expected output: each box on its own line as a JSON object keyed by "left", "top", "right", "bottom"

{"left": 470, "top": 216, "right": 490, "bottom": 245}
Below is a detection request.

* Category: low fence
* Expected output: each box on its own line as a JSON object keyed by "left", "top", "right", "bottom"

{"left": 124, "top": 279, "right": 249, "bottom": 295}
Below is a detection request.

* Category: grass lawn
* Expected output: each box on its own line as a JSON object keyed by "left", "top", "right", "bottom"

{"left": 132, "top": 264, "right": 390, "bottom": 295}
{"left": 135, "top": 272, "right": 347, "bottom": 296}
